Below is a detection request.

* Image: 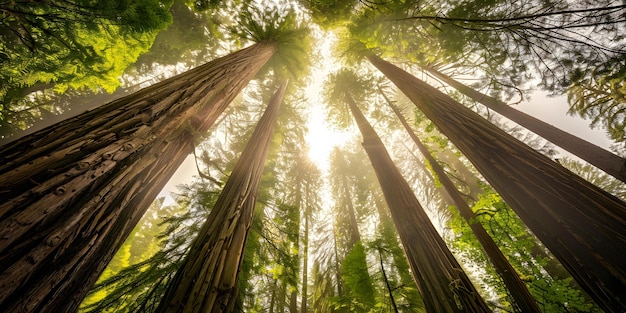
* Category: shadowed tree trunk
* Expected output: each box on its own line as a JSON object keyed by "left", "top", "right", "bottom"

{"left": 289, "top": 290, "right": 298, "bottom": 313}
{"left": 330, "top": 151, "right": 376, "bottom": 310}
{"left": 426, "top": 67, "right": 626, "bottom": 183}
{"left": 382, "top": 92, "right": 541, "bottom": 312}
{"left": 277, "top": 282, "right": 287, "bottom": 313}
{"left": 301, "top": 188, "right": 309, "bottom": 313}
{"left": 369, "top": 54, "right": 626, "bottom": 313}
{"left": 332, "top": 222, "right": 344, "bottom": 298}
{"left": 0, "top": 42, "right": 277, "bottom": 313}
{"left": 334, "top": 151, "right": 362, "bottom": 247}
{"left": 347, "top": 96, "right": 492, "bottom": 313}
{"left": 155, "top": 80, "right": 288, "bottom": 313}
{"left": 341, "top": 178, "right": 361, "bottom": 247}
{"left": 269, "top": 279, "right": 277, "bottom": 313}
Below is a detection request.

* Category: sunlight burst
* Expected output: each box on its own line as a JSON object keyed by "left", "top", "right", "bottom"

{"left": 305, "top": 105, "right": 351, "bottom": 171}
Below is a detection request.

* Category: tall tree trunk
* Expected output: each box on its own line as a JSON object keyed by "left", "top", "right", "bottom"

{"left": 0, "top": 42, "right": 276, "bottom": 313}
{"left": 341, "top": 176, "right": 361, "bottom": 247}
{"left": 278, "top": 282, "right": 287, "bottom": 313}
{"left": 269, "top": 279, "right": 277, "bottom": 313}
{"left": 289, "top": 290, "right": 298, "bottom": 313}
{"left": 426, "top": 67, "right": 626, "bottom": 183}
{"left": 301, "top": 183, "right": 309, "bottom": 313}
{"left": 336, "top": 152, "right": 362, "bottom": 247}
{"left": 382, "top": 94, "right": 541, "bottom": 312}
{"left": 154, "top": 81, "right": 287, "bottom": 313}
{"left": 369, "top": 54, "right": 626, "bottom": 313}
{"left": 332, "top": 222, "right": 344, "bottom": 297}
{"left": 347, "top": 96, "right": 492, "bottom": 312}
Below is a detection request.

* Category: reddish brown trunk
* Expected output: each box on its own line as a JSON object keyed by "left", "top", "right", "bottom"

{"left": 0, "top": 42, "right": 276, "bottom": 313}
{"left": 155, "top": 81, "right": 287, "bottom": 313}
{"left": 348, "top": 96, "right": 492, "bottom": 312}
{"left": 427, "top": 67, "right": 626, "bottom": 183}
{"left": 383, "top": 94, "right": 540, "bottom": 312}
{"left": 289, "top": 290, "right": 298, "bottom": 313}
{"left": 369, "top": 55, "right": 626, "bottom": 313}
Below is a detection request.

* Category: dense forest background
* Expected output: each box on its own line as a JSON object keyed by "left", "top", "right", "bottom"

{"left": 0, "top": 0, "right": 625, "bottom": 312}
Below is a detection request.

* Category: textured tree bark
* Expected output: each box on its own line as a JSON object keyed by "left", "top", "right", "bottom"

{"left": 369, "top": 55, "right": 626, "bottom": 313}
{"left": 427, "top": 67, "right": 626, "bottom": 183}
{"left": 155, "top": 81, "right": 287, "bottom": 313}
{"left": 383, "top": 95, "right": 541, "bottom": 312}
{"left": 348, "top": 96, "right": 492, "bottom": 313}
{"left": 0, "top": 42, "right": 277, "bottom": 313}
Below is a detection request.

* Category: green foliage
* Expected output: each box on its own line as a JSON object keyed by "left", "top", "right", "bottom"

{"left": 130, "top": 0, "right": 225, "bottom": 71}
{"left": 567, "top": 59, "right": 626, "bottom": 144}
{"left": 10, "top": 1, "right": 625, "bottom": 311}
{"left": 327, "top": 0, "right": 626, "bottom": 130}
{"left": 338, "top": 241, "right": 377, "bottom": 310}
{"left": 448, "top": 186, "right": 602, "bottom": 312}
{"left": 324, "top": 69, "right": 376, "bottom": 128}
{"left": 371, "top": 207, "right": 425, "bottom": 313}
{"left": 79, "top": 182, "right": 221, "bottom": 313}
{"left": 299, "top": 0, "right": 357, "bottom": 28}
{"left": 327, "top": 145, "right": 425, "bottom": 312}
{"left": 231, "top": 7, "right": 312, "bottom": 80}
{"left": 0, "top": 0, "right": 173, "bottom": 136}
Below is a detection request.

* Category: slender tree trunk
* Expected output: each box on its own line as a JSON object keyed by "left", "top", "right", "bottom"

{"left": 432, "top": 148, "right": 483, "bottom": 202}
{"left": 378, "top": 249, "right": 399, "bottom": 313}
{"left": 332, "top": 223, "right": 344, "bottom": 297}
{"left": 341, "top": 175, "right": 362, "bottom": 247}
{"left": 383, "top": 93, "right": 541, "bottom": 312}
{"left": 269, "top": 279, "right": 277, "bottom": 313}
{"left": 426, "top": 67, "right": 626, "bottom": 183}
{"left": 369, "top": 54, "right": 626, "bottom": 312}
{"left": 301, "top": 184, "right": 309, "bottom": 313}
{"left": 289, "top": 290, "right": 298, "bottom": 313}
{"left": 373, "top": 195, "right": 425, "bottom": 311}
{"left": 347, "top": 96, "right": 492, "bottom": 312}
{"left": 154, "top": 81, "right": 287, "bottom": 313}
{"left": 278, "top": 282, "right": 287, "bottom": 313}
{"left": 0, "top": 42, "right": 276, "bottom": 313}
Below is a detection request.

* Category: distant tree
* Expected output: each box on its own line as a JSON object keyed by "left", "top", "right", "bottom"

{"left": 328, "top": 150, "right": 378, "bottom": 311}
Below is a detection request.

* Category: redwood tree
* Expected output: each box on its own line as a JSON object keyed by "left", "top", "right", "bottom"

{"left": 155, "top": 80, "right": 287, "bottom": 313}
{"left": 0, "top": 42, "right": 277, "bottom": 313}
{"left": 426, "top": 67, "right": 626, "bottom": 183}
{"left": 381, "top": 91, "right": 540, "bottom": 312}
{"left": 348, "top": 96, "right": 492, "bottom": 312}
{"left": 368, "top": 54, "right": 626, "bottom": 313}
